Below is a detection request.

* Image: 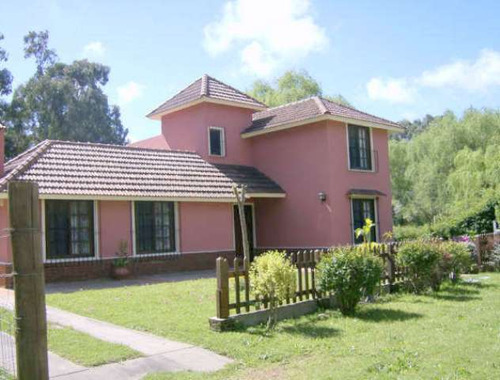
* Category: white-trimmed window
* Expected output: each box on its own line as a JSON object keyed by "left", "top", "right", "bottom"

{"left": 45, "top": 200, "right": 95, "bottom": 259}
{"left": 348, "top": 124, "right": 373, "bottom": 171}
{"left": 351, "top": 198, "right": 378, "bottom": 243}
{"left": 134, "top": 201, "right": 176, "bottom": 254}
{"left": 208, "top": 127, "right": 225, "bottom": 157}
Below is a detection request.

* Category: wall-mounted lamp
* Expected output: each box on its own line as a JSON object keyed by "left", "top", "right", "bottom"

{"left": 318, "top": 192, "right": 327, "bottom": 202}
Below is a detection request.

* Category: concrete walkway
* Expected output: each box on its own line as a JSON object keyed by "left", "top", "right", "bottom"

{"left": 0, "top": 287, "right": 232, "bottom": 379}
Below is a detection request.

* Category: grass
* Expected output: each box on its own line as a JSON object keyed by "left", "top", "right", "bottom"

{"left": 0, "top": 308, "right": 140, "bottom": 367}
{"left": 46, "top": 273, "right": 500, "bottom": 379}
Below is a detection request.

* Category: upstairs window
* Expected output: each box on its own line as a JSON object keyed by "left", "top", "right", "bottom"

{"left": 46, "top": 200, "right": 95, "bottom": 259}
{"left": 348, "top": 125, "right": 372, "bottom": 171}
{"left": 208, "top": 127, "right": 225, "bottom": 157}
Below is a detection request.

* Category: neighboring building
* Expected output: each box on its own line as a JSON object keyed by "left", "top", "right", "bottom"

{"left": 0, "top": 75, "right": 402, "bottom": 284}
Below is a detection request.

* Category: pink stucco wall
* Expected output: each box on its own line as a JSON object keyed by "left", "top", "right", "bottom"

{"left": 161, "top": 103, "right": 254, "bottom": 165}
{"left": 99, "top": 201, "right": 132, "bottom": 258}
{"left": 252, "top": 120, "right": 393, "bottom": 248}
{"left": 129, "top": 135, "right": 170, "bottom": 150}
{"left": 179, "top": 202, "right": 234, "bottom": 253}
{"left": 0, "top": 200, "right": 11, "bottom": 262}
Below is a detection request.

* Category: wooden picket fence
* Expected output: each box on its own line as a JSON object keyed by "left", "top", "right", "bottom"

{"left": 215, "top": 243, "right": 406, "bottom": 319}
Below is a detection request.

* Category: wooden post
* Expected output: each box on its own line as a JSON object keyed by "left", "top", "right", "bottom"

{"left": 233, "top": 185, "right": 250, "bottom": 271}
{"left": 216, "top": 257, "right": 229, "bottom": 319}
{"left": 233, "top": 257, "right": 241, "bottom": 314}
{"left": 9, "top": 181, "right": 49, "bottom": 380}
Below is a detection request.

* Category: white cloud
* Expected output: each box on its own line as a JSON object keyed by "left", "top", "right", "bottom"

{"left": 419, "top": 49, "right": 500, "bottom": 90}
{"left": 83, "top": 41, "right": 105, "bottom": 57}
{"left": 366, "top": 78, "right": 415, "bottom": 104}
{"left": 117, "top": 81, "right": 145, "bottom": 105}
{"left": 203, "top": 0, "right": 328, "bottom": 76}
{"left": 366, "top": 49, "right": 500, "bottom": 104}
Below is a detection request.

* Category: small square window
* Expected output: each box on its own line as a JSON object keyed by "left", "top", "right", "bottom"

{"left": 209, "top": 127, "right": 225, "bottom": 156}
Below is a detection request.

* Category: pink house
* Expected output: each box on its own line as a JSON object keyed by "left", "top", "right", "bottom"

{"left": 0, "top": 75, "right": 402, "bottom": 284}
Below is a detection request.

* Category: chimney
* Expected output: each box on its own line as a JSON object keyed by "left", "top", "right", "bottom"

{"left": 0, "top": 124, "right": 4, "bottom": 176}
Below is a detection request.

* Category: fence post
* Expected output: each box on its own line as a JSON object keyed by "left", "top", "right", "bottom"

{"left": 387, "top": 244, "right": 396, "bottom": 293}
{"left": 216, "top": 257, "right": 229, "bottom": 319}
{"left": 9, "top": 181, "right": 49, "bottom": 380}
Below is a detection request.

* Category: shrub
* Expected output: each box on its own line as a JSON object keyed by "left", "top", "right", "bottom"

{"left": 249, "top": 250, "right": 296, "bottom": 327}
{"left": 483, "top": 243, "right": 500, "bottom": 271}
{"left": 396, "top": 240, "right": 441, "bottom": 293}
{"left": 431, "top": 200, "right": 497, "bottom": 238}
{"left": 393, "top": 224, "right": 432, "bottom": 241}
{"left": 317, "top": 246, "right": 384, "bottom": 315}
{"left": 439, "top": 241, "right": 473, "bottom": 282}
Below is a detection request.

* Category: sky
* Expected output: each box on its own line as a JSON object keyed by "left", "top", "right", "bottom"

{"left": 2, "top": 0, "right": 500, "bottom": 142}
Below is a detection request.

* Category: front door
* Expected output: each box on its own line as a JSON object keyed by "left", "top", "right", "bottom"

{"left": 233, "top": 205, "right": 254, "bottom": 260}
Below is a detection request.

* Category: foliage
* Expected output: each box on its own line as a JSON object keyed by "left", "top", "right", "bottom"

{"left": 247, "top": 70, "right": 351, "bottom": 107}
{"left": 390, "top": 109, "right": 500, "bottom": 230}
{"left": 113, "top": 240, "right": 130, "bottom": 267}
{"left": 1, "top": 31, "right": 128, "bottom": 159}
{"left": 355, "top": 218, "right": 376, "bottom": 244}
{"left": 23, "top": 30, "right": 57, "bottom": 75}
{"left": 317, "top": 246, "right": 384, "bottom": 315}
{"left": 392, "top": 224, "right": 432, "bottom": 241}
{"left": 391, "top": 114, "right": 435, "bottom": 141}
{"left": 0, "top": 33, "right": 13, "bottom": 97}
{"left": 439, "top": 241, "right": 473, "bottom": 281}
{"left": 249, "top": 250, "right": 296, "bottom": 327}
{"left": 396, "top": 240, "right": 442, "bottom": 293}
{"left": 431, "top": 199, "right": 497, "bottom": 238}
{"left": 484, "top": 243, "right": 500, "bottom": 271}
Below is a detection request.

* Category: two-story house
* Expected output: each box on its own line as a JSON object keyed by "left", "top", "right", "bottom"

{"left": 0, "top": 75, "right": 402, "bottom": 284}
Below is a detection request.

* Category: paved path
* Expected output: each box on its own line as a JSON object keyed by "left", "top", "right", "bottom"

{"left": 0, "top": 287, "right": 232, "bottom": 379}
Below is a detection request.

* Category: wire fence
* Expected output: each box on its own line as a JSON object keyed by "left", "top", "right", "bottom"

{"left": 0, "top": 258, "right": 16, "bottom": 379}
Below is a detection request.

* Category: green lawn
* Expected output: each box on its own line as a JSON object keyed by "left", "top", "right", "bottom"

{"left": 0, "top": 308, "right": 140, "bottom": 367}
{"left": 47, "top": 273, "right": 500, "bottom": 379}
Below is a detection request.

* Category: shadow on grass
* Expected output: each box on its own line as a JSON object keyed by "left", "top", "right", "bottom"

{"left": 281, "top": 323, "right": 340, "bottom": 338}
{"left": 429, "top": 293, "right": 481, "bottom": 302}
{"left": 355, "top": 308, "right": 423, "bottom": 323}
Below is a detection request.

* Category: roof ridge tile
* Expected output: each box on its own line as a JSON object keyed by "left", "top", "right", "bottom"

{"left": 313, "top": 96, "right": 329, "bottom": 115}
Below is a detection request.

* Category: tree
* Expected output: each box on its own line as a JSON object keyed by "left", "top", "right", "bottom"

{"left": 0, "top": 33, "right": 13, "bottom": 97}
{"left": 23, "top": 30, "right": 57, "bottom": 75}
{"left": 390, "top": 108, "right": 500, "bottom": 228}
{"left": 392, "top": 114, "right": 435, "bottom": 141}
{"left": 247, "top": 70, "right": 352, "bottom": 107}
{"left": 4, "top": 31, "right": 128, "bottom": 158}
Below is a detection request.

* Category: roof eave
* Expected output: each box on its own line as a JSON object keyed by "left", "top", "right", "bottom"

{"left": 0, "top": 192, "right": 286, "bottom": 201}
{"left": 241, "top": 115, "right": 403, "bottom": 138}
{"left": 147, "top": 97, "right": 267, "bottom": 120}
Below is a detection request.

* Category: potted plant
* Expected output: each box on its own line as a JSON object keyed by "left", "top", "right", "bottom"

{"left": 110, "top": 240, "right": 131, "bottom": 280}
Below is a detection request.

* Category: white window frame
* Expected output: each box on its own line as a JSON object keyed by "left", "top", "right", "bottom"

{"left": 208, "top": 126, "right": 226, "bottom": 157}
{"left": 346, "top": 123, "right": 375, "bottom": 173}
{"left": 349, "top": 196, "right": 379, "bottom": 244}
{"left": 42, "top": 199, "right": 100, "bottom": 263}
{"left": 131, "top": 200, "right": 180, "bottom": 257}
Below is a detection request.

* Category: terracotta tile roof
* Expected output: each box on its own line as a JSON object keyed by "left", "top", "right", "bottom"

{"left": 0, "top": 141, "right": 284, "bottom": 199}
{"left": 147, "top": 74, "right": 266, "bottom": 118}
{"left": 243, "top": 96, "right": 401, "bottom": 135}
